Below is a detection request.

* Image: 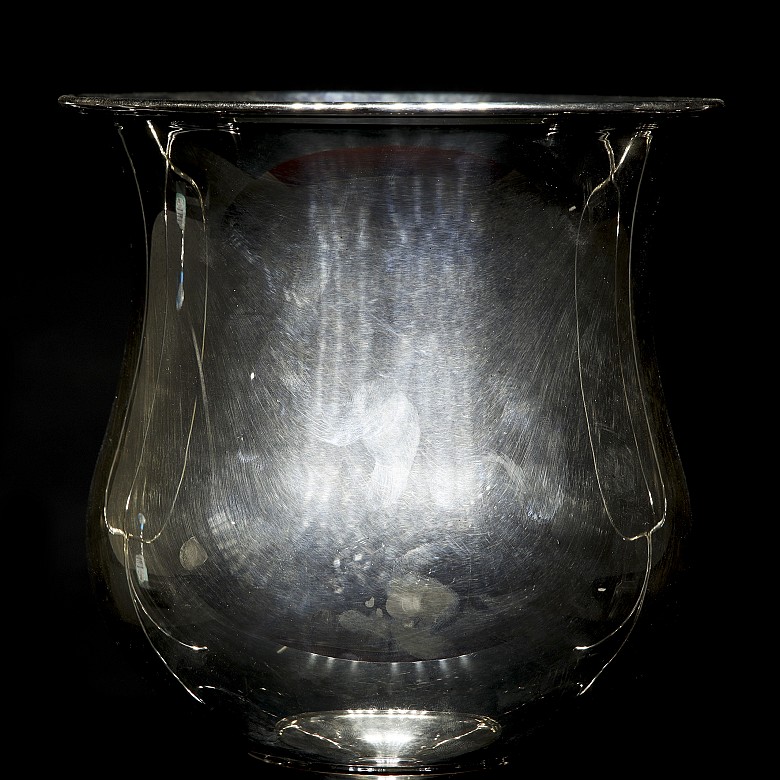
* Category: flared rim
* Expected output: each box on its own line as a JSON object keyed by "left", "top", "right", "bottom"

{"left": 58, "top": 91, "right": 724, "bottom": 117}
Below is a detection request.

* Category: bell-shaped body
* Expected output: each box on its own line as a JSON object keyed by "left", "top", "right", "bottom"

{"left": 63, "top": 93, "right": 719, "bottom": 774}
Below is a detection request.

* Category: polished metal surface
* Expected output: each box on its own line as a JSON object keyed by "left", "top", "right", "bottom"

{"left": 67, "top": 94, "right": 707, "bottom": 773}
{"left": 59, "top": 91, "right": 723, "bottom": 117}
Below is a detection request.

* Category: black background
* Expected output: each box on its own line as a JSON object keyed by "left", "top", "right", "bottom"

{"left": 11, "top": 36, "right": 746, "bottom": 777}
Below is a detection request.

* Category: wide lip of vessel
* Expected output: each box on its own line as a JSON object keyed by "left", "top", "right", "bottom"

{"left": 58, "top": 91, "right": 724, "bottom": 118}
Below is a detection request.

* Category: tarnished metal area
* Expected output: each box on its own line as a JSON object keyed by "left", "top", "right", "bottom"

{"left": 68, "top": 94, "right": 709, "bottom": 773}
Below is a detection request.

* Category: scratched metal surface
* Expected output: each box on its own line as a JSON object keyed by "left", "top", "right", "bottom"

{"left": 80, "top": 103, "right": 695, "bottom": 770}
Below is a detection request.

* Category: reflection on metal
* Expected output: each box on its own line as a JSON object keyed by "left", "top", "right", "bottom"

{"left": 276, "top": 709, "right": 501, "bottom": 766}
{"left": 64, "top": 92, "right": 720, "bottom": 774}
